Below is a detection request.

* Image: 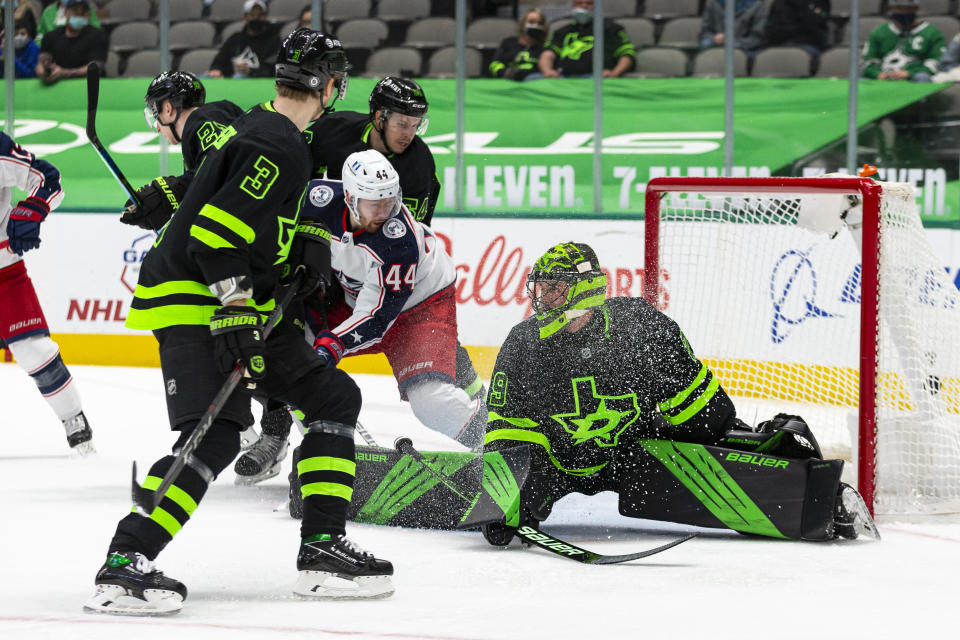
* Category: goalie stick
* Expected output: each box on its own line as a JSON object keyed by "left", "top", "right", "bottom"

{"left": 393, "top": 437, "right": 696, "bottom": 565}
{"left": 132, "top": 275, "right": 303, "bottom": 515}
{"left": 85, "top": 62, "right": 142, "bottom": 206}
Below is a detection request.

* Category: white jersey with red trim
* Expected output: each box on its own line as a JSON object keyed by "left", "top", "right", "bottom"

{"left": 0, "top": 132, "right": 65, "bottom": 269}
{"left": 300, "top": 179, "right": 456, "bottom": 354}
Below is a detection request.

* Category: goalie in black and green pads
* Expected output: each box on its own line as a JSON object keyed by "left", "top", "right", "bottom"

{"left": 480, "top": 241, "right": 879, "bottom": 545}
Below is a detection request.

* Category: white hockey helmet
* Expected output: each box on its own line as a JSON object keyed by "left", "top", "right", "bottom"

{"left": 341, "top": 149, "right": 402, "bottom": 225}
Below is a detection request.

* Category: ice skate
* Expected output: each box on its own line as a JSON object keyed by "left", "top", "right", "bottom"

{"left": 83, "top": 551, "right": 187, "bottom": 616}
{"left": 63, "top": 411, "right": 95, "bottom": 456}
{"left": 239, "top": 424, "right": 260, "bottom": 451}
{"left": 234, "top": 407, "right": 292, "bottom": 484}
{"left": 834, "top": 483, "right": 881, "bottom": 541}
{"left": 293, "top": 534, "right": 394, "bottom": 599}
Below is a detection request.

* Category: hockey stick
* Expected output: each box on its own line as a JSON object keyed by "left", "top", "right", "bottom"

{"left": 85, "top": 62, "right": 141, "bottom": 206}
{"left": 132, "top": 276, "right": 303, "bottom": 515}
{"left": 355, "top": 420, "right": 378, "bottom": 447}
{"left": 394, "top": 437, "right": 695, "bottom": 565}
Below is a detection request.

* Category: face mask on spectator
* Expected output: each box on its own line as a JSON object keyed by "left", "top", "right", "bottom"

{"left": 246, "top": 19, "right": 269, "bottom": 35}
{"left": 571, "top": 8, "right": 593, "bottom": 24}
{"left": 68, "top": 16, "right": 88, "bottom": 30}
{"left": 13, "top": 33, "right": 28, "bottom": 49}
{"left": 891, "top": 13, "right": 916, "bottom": 29}
{"left": 524, "top": 23, "right": 545, "bottom": 39}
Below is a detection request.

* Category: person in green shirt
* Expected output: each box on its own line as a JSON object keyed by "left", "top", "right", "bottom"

{"left": 862, "top": 0, "right": 944, "bottom": 82}
{"left": 536, "top": 0, "right": 634, "bottom": 79}
{"left": 37, "top": 0, "right": 100, "bottom": 44}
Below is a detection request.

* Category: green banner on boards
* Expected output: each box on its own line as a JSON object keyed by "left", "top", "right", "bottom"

{"left": 0, "top": 77, "right": 949, "bottom": 220}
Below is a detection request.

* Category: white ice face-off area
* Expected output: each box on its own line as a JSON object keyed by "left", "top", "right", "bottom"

{"left": 1, "top": 364, "right": 957, "bottom": 640}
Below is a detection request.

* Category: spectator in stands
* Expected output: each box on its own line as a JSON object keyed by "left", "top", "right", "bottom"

{"left": 489, "top": 8, "right": 547, "bottom": 81}
{"left": 208, "top": 0, "right": 280, "bottom": 79}
{"left": 37, "top": 0, "right": 99, "bottom": 43}
{"left": 35, "top": 0, "right": 106, "bottom": 84}
{"left": 0, "top": 17, "right": 40, "bottom": 78}
{"left": 699, "top": 0, "right": 767, "bottom": 58}
{"left": 765, "top": 0, "right": 829, "bottom": 70}
{"left": 536, "top": 0, "right": 635, "bottom": 78}
{"left": 863, "top": 0, "right": 943, "bottom": 82}
{"left": 939, "top": 32, "right": 960, "bottom": 73}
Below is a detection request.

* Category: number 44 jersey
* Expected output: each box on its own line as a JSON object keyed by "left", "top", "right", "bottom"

{"left": 300, "top": 178, "right": 455, "bottom": 354}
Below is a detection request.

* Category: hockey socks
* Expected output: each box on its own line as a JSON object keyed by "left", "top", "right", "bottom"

{"left": 298, "top": 429, "right": 356, "bottom": 538}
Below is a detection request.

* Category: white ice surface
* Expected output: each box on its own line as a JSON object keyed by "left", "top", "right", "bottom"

{"left": 1, "top": 364, "right": 958, "bottom": 640}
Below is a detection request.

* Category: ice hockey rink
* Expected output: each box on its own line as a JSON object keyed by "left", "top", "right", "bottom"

{"left": 1, "top": 364, "right": 958, "bottom": 640}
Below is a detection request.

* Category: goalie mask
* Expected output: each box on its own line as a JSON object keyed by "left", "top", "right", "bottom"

{"left": 527, "top": 242, "right": 607, "bottom": 340}
{"left": 144, "top": 71, "right": 205, "bottom": 142}
{"left": 341, "top": 149, "right": 402, "bottom": 229}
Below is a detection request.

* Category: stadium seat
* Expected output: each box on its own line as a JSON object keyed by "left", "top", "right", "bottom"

{"left": 618, "top": 17, "right": 656, "bottom": 48}
{"left": 123, "top": 50, "right": 162, "bottom": 78}
{"left": 751, "top": 46, "right": 812, "bottom": 77}
{"left": 325, "top": 0, "right": 372, "bottom": 23}
{"left": 925, "top": 16, "right": 960, "bottom": 40}
{"left": 337, "top": 18, "right": 389, "bottom": 50}
{"left": 364, "top": 47, "right": 423, "bottom": 77}
{"left": 376, "top": 0, "right": 431, "bottom": 22}
{"left": 178, "top": 48, "right": 220, "bottom": 75}
{"left": 840, "top": 17, "right": 888, "bottom": 46}
{"left": 278, "top": 20, "right": 299, "bottom": 40}
{"left": 658, "top": 17, "right": 702, "bottom": 49}
{"left": 109, "top": 21, "right": 159, "bottom": 54}
{"left": 100, "top": 0, "right": 152, "bottom": 27}
{"left": 691, "top": 48, "right": 748, "bottom": 77}
{"left": 630, "top": 47, "right": 689, "bottom": 77}
{"left": 829, "top": 0, "right": 882, "bottom": 17}
{"left": 916, "top": 0, "right": 952, "bottom": 15}
{"left": 218, "top": 20, "right": 245, "bottom": 43}
{"left": 169, "top": 21, "right": 216, "bottom": 52}
{"left": 267, "top": 0, "right": 304, "bottom": 23}
{"left": 167, "top": 0, "right": 205, "bottom": 23}
{"left": 643, "top": 0, "right": 701, "bottom": 19}
{"left": 425, "top": 46, "right": 482, "bottom": 78}
{"left": 602, "top": 0, "right": 639, "bottom": 17}
{"left": 814, "top": 47, "right": 853, "bottom": 78}
{"left": 405, "top": 17, "right": 457, "bottom": 49}
{"left": 466, "top": 17, "right": 517, "bottom": 50}
{"left": 104, "top": 50, "right": 121, "bottom": 78}
{"left": 208, "top": 0, "right": 247, "bottom": 25}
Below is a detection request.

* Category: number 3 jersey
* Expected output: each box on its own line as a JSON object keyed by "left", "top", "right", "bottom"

{"left": 126, "top": 103, "right": 311, "bottom": 330}
{"left": 300, "top": 179, "right": 455, "bottom": 355}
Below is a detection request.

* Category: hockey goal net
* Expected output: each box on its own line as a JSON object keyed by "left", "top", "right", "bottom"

{"left": 643, "top": 176, "right": 960, "bottom": 515}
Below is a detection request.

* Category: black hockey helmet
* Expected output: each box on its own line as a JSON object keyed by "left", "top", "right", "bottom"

{"left": 526, "top": 242, "right": 607, "bottom": 339}
{"left": 143, "top": 71, "right": 205, "bottom": 136}
{"left": 275, "top": 28, "right": 349, "bottom": 103}
{"left": 369, "top": 77, "right": 429, "bottom": 134}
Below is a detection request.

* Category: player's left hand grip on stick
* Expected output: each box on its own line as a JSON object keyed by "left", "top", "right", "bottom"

{"left": 6, "top": 197, "right": 49, "bottom": 255}
{"left": 210, "top": 307, "right": 266, "bottom": 388}
{"left": 313, "top": 331, "right": 344, "bottom": 368}
{"left": 120, "top": 177, "right": 186, "bottom": 231}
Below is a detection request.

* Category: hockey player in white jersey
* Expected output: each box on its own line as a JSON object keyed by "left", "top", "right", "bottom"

{"left": 0, "top": 131, "right": 93, "bottom": 453}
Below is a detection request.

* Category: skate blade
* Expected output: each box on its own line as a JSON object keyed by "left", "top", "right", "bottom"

{"left": 842, "top": 489, "right": 881, "bottom": 541}
{"left": 83, "top": 584, "right": 183, "bottom": 616}
{"left": 293, "top": 571, "right": 394, "bottom": 600}
{"left": 70, "top": 441, "right": 97, "bottom": 457}
{"left": 234, "top": 462, "right": 282, "bottom": 485}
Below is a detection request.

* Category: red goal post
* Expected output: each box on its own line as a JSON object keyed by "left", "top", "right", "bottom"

{"left": 643, "top": 176, "right": 960, "bottom": 515}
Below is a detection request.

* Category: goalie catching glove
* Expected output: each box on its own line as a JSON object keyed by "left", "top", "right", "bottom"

{"left": 120, "top": 175, "right": 189, "bottom": 231}
{"left": 210, "top": 307, "right": 266, "bottom": 388}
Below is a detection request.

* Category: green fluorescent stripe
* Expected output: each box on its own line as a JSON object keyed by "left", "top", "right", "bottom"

{"left": 190, "top": 225, "right": 235, "bottom": 249}
{"left": 484, "top": 428, "right": 607, "bottom": 476}
{"left": 358, "top": 459, "right": 436, "bottom": 525}
{"left": 126, "top": 304, "right": 222, "bottom": 330}
{"left": 301, "top": 481, "right": 353, "bottom": 502}
{"left": 663, "top": 376, "right": 721, "bottom": 425}
{"left": 198, "top": 204, "right": 256, "bottom": 244}
{"left": 613, "top": 43, "right": 634, "bottom": 58}
{"left": 487, "top": 411, "right": 538, "bottom": 429}
{"left": 133, "top": 280, "right": 215, "bottom": 299}
{"left": 659, "top": 364, "right": 709, "bottom": 411}
{"left": 149, "top": 507, "right": 183, "bottom": 537}
{"left": 297, "top": 456, "right": 357, "bottom": 476}
{"left": 463, "top": 376, "right": 484, "bottom": 398}
{"left": 139, "top": 475, "right": 198, "bottom": 516}
{"left": 640, "top": 440, "right": 785, "bottom": 538}
{"left": 482, "top": 452, "right": 521, "bottom": 524}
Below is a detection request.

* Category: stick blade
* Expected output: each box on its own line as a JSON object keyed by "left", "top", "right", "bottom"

{"left": 586, "top": 533, "right": 697, "bottom": 565}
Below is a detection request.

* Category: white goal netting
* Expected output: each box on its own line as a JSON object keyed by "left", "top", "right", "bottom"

{"left": 647, "top": 178, "right": 960, "bottom": 514}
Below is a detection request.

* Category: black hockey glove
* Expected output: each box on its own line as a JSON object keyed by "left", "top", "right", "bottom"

{"left": 120, "top": 175, "right": 189, "bottom": 231}
{"left": 210, "top": 307, "right": 266, "bottom": 388}
{"left": 285, "top": 220, "right": 333, "bottom": 301}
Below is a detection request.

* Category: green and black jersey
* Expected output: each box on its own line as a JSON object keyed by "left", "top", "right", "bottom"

{"left": 179, "top": 100, "right": 245, "bottom": 173}
{"left": 545, "top": 20, "right": 635, "bottom": 76}
{"left": 862, "top": 21, "right": 945, "bottom": 79}
{"left": 485, "top": 297, "right": 740, "bottom": 477}
{"left": 489, "top": 36, "right": 543, "bottom": 80}
{"left": 125, "top": 102, "right": 310, "bottom": 331}
{"left": 306, "top": 110, "right": 441, "bottom": 225}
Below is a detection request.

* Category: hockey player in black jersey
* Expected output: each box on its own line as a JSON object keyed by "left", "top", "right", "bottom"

{"left": 480, "top": 242, "right": 879, "bottom": 546}
{"left": 119, "top": 71, "right": 245, "bottom": 232}
{"left": 84, "top": 29, "right": 393, "bottom": 616}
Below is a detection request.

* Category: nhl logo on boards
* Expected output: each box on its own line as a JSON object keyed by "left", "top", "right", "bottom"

{"left": 382, "top": 219, "right": 406, "bottom": 239}
{"left": 310, "top": 185, "right": 334, "bottom": 207}
{"left": 166, "top": 378, "right": 177, "bottom": 396}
